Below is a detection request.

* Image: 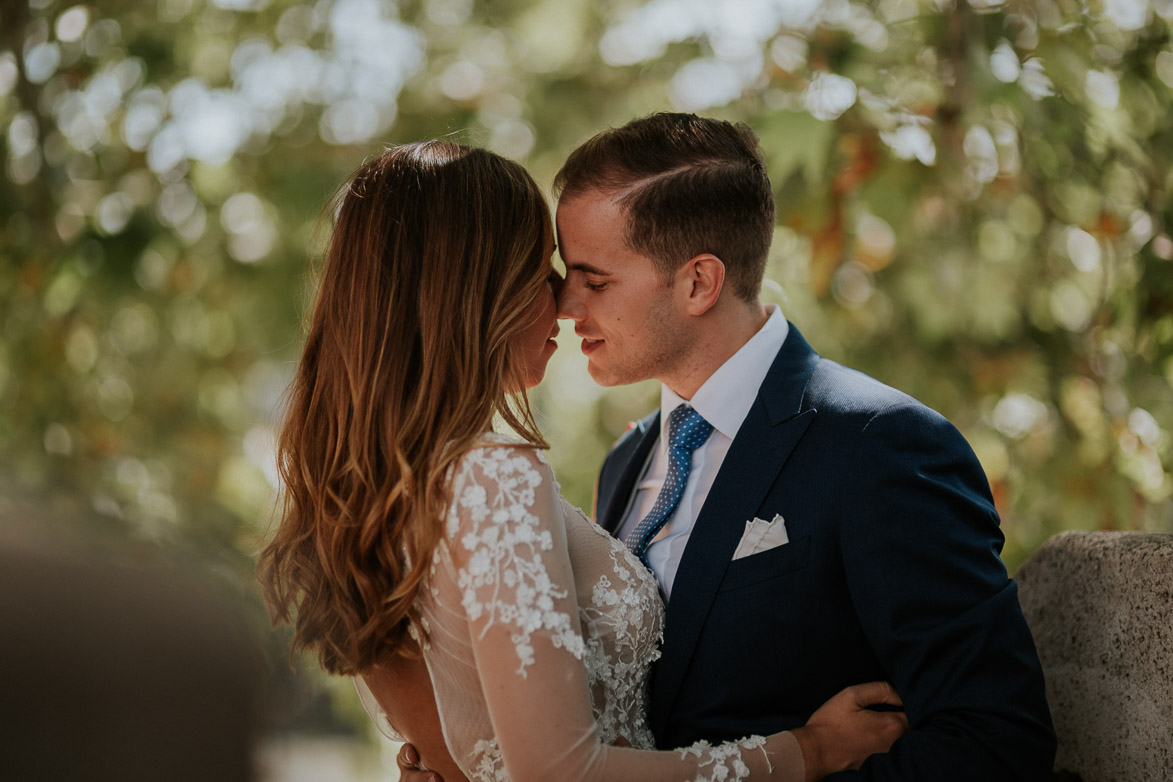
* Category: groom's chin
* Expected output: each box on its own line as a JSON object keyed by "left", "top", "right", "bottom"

{"left": 585, "top": 362, "right": 636, "bottom": 388}
{"left": 585, "top": 362, "right": 619, "bottom": 387}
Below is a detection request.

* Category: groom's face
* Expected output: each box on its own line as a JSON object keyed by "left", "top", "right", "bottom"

{"left": 555, "top": 191, "right": 690, "bottom": 387}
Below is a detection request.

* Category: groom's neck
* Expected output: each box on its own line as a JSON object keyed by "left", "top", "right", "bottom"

{"left": 661, "top": 298, "right": 769, "bottom": 400}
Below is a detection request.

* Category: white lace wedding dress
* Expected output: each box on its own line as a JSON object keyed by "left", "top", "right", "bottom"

{"left": 357, "top": 435, "right": 804, "bottom": 781}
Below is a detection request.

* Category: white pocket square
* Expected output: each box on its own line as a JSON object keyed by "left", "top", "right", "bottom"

{"left": 732, "top": 514, "right": 789, "bottom": 560}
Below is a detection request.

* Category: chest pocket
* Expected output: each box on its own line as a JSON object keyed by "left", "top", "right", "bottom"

{"left": 717, "top": 535, "right": 810, "bottom": 593}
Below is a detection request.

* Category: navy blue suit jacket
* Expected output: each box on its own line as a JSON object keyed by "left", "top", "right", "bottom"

{"left": 596, "top": 324, "right": 1056, "bottom": 780}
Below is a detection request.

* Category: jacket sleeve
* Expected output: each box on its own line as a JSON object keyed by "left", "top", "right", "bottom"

{"left": 828, "top": 404, "right": 1056, "bottom": 781}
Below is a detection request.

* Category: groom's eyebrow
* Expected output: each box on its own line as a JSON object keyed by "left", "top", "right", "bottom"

{"left": 565, "top": 261, "right": 611, "bottom": 276}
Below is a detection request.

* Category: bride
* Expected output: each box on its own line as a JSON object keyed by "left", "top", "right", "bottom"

{"left": 257, "top": 141, "right": 907, "bottom": 781}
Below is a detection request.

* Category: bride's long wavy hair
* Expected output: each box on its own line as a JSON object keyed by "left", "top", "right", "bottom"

{"left": 258, "top": 141, "right": 553, "bottom": 675}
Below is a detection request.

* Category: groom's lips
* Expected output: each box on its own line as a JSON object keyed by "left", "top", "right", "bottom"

{"left": 579, "top": 336, "right": 603, "bottom": 355}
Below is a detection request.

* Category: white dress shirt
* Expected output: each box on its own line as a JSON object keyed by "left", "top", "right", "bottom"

{"left": 616, "top": 306, "right": 789, "bottom": 599}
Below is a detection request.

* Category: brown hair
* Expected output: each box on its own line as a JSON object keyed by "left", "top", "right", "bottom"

{"left": 553, "top": 113, "right": 774, "bottom": 301}
{"left": 258, "top": 141, "right": 553, "bottom": 675}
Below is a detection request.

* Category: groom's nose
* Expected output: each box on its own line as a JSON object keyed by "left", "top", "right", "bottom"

{"left": 555, "top": 279, "right": 584, "bottom": 321}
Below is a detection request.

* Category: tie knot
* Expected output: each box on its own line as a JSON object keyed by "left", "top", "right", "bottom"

{"left": 667, "top": 405, "right": 713, "bottom": 453}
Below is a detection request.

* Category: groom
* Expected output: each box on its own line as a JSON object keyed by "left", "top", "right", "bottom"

{"left": 549, "top": 113, "right": 1055, "bottom": 780}
{"left": 398, "top": 113, "right": 1056, "bottom": 780}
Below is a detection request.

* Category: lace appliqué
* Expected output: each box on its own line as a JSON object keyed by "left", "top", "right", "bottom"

{"left": 468, "top": 739, "right": 508, "bottom": 782}
{"left": 681, "top": 735, "right": 770, "bottom": 782}
{"left": 574, "top": 507, "right": 664, "bottom": 748}
{"left": 416, "top": 437, "right": 772, "bottom": 781}
{"left": 447, "top": 444, "right": 585, "bottom": 676}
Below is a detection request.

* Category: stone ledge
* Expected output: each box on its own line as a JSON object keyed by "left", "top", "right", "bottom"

{"left": 1017, "top": 530, "right": 1173, "bottom": 782}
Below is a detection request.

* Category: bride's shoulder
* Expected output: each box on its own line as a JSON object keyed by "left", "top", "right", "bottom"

{"left": 448, "top": 434, "right": 556, "bottom": 499}
{"left": 444, "top": 435, "right": 561, "bottom": 541}
{"left": 459, "top": 433, "right": 553, "bottom": 469}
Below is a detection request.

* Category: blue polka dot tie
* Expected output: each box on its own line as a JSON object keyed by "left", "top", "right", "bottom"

{"left": 625, "top": 405, "right": 714, "bottom": 567}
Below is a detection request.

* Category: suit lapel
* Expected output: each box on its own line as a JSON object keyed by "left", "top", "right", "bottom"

{"left": 649, "top": 324, "right": 822, "bottom": 738}
{"left": 598, "top": 414, "right": 660, "bottom": 536}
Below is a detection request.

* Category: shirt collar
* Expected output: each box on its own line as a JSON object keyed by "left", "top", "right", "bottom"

{"left": 659, "top": 305, "right": 789, "bottom": 442}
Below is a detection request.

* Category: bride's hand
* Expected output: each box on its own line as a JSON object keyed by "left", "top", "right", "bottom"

{"left": 789, "top": 681, "right": 908, "bottom": 782}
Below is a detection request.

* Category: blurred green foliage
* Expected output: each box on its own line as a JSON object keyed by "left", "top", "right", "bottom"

{"left": 3, "top": 0, "right": 1173, "bottom": 737}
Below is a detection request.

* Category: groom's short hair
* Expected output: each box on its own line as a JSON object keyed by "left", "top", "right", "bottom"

{"left": 553, "top": 113, "right": 774, "bottom": 302}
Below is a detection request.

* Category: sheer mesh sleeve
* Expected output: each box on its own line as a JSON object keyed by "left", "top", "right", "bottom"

{"left": 416, "top": 441, "right": 805, "bottom": 782}
{"left": 354, "top": 675, "right": 405, "bottom": 742}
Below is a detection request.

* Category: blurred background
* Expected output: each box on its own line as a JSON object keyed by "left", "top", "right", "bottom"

{"left": 2, "top": 0, "right": 1172, "bottom": 778}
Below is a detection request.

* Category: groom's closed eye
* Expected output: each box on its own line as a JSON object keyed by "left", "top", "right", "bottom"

{"left": 561, "top": 261, "right": 614, "bottom": 294}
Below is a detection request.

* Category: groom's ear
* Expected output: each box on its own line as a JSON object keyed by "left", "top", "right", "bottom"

{"left": 681, "top": 253, "right": 725, "bottom": 316}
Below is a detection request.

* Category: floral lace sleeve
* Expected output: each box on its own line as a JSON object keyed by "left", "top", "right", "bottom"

{"left": 447, "top": 444, "right": 585, "bottom": 676}
{"left": 430, "top": 441, "right": 805, "bottom": 782}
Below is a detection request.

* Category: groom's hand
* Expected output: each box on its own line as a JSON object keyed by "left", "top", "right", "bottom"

{"left": 793, "top": 681, "right": 908, "bottom": 781}
{"left": 397, "top": 743, "right": 442, "bottom": 782}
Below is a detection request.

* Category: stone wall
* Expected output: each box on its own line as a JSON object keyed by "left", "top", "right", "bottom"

{"left": 1017, "top": 531, "right": 1173, "bottom": 781}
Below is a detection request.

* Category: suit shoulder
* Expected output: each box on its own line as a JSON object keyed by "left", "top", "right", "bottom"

{"left": 805, "top": 357, "right": 954, "bottom": 434}
{"left": 802, "top": 359, "right": 995, "bottom": 508}
{"left": 604, "top": 410, "right": 658, "bottom": 460}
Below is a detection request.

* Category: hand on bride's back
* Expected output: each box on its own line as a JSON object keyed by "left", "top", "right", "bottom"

{"left": 396, "top": 744, "right": 441, "bottom": 782}
{"left": 791, "top": 681, "right": 909, "bottom": 781}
